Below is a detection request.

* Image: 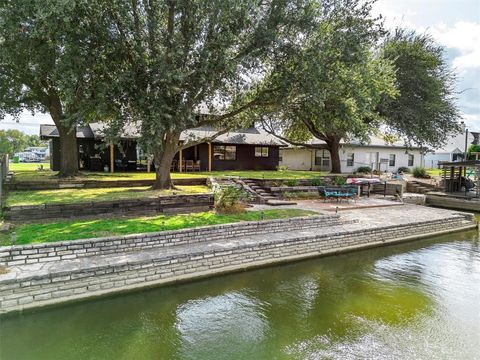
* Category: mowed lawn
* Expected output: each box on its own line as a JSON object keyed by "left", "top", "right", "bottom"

{"left": 9, "top": 163, "right": 326, "bottom": 181}
{"left": 0, "top": 209, "right": 317, "bottom": 245}
{"left": 5, "top": 185, "right": 210, "bottom": 207}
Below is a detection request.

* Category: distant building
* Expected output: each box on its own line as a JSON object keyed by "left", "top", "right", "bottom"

{"left": 424, "top": 128, "right": 479, "bottom": 169}
{"left": 14, "top": 146, "right": 49, "bottom": 162}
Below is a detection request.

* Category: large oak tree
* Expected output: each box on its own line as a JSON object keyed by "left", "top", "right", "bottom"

{"left": 260, "top": 0, "right": 397, "bottom": 173}
{"left": 0, "top": 0, "right": 102, "bottom": 177}
{"left": 80, "top": 0, "right": 319, "bottom": 188}
{"left": 260, "top": 4, "right": 460, "bottom": 173}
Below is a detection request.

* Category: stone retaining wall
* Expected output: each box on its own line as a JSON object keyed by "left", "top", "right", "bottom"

{"left": 4, "top": 177, "right": 206, "bottom": 191}
{"left": 0, "top": 215, "right": 344, "bottom": 267}
{"left": 0, "top": 211, "right": 475, "bottom": 314}
{"left": 3, "top": 194, "right": 214, "bottom": 221}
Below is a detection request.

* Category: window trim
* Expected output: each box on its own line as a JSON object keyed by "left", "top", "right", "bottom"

{"left": 315, "top": 149, "right": 330, "bottom": 166}
{"left": 346, "top": 153, "right": 355, "bottom": 167}
{"left": 254, "top": 146, "right": 269, "bottom": 158}
{"left": 389, "top": 154, "right": 396, "bottom": 167}
{"left": 408, "top": 154, "right": 414, "bottom": 166}
{"left": 213, "top": 145, "right": 237, "bottom": 161}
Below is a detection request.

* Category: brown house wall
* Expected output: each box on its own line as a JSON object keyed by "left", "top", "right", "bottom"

{"left": 50, "top": 138, "right": 279, "bottom": 172}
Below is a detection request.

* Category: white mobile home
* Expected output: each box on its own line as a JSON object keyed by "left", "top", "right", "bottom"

{"left": 279, "top": 136, "right": 424, "bottom": 173}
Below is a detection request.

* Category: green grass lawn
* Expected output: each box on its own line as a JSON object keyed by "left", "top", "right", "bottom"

{"left": 10, "top": 164, "right": 327, "bottom": 182}
{"left": 0, "top": 209, "right": 317, "bottom": 245}
{"left": 5, "top": 185, "right": 210, "bottom": 207}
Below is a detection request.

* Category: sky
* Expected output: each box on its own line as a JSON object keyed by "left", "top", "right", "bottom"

{"left": 1, "top": 0, "right": 479, "bottom": 136}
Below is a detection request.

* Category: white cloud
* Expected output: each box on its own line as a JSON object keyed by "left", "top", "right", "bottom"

{"left": 428, "top": 21, "right": 480, "bottom": 70}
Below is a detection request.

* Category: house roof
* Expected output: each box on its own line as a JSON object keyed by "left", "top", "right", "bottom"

{"left": 40, "top": 123, "right": 285, "bottom": 146}
{"left": 180, "top": 127, "right": 287, "bottom": 146}
{"left": 40, "top": 124, "right": 94, "bottom": 139}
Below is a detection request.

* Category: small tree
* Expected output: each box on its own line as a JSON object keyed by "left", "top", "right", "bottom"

{"left": 0, "top": 130, "right": 28, "bottom": 156}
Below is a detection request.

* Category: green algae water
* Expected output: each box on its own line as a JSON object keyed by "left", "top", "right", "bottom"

{"left": 1, "top": 231, "right": 479, "bottom": 360}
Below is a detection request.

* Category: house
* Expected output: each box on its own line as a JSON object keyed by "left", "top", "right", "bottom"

{"left": 279, "top": 136, "right": 424, "bottom": 173}
{"left": 40, "top": 123, "right": 286, "bottom": 172}
{"left": 423, "top": 128, "right": 479, "bottom": 168}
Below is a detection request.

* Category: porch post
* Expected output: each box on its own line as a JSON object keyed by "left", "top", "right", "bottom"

{"left": 109, "top": 142, "right": 114, "bottom": 173}
{"left": 208, "top": 142, "right": 212, "bottom": 172}
{"left": 179, "top": 148, "right": 183, "bottom": 173}
{"left": 147, "top": 157, "right": 151, "bottom": 173}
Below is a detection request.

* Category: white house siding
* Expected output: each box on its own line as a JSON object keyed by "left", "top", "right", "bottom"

{"left": 340, "top": 146, "right": 423, "bottom": 173}
{"left": 279, "top": 148, "right": 312, "bottom": 170}
{"left": 280, "top": 146, "right": 423, "bottom": 173}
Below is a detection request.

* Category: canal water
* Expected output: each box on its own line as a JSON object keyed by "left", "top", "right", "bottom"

{"left": 1, "top": 230, "right": 479, "bottom": 360}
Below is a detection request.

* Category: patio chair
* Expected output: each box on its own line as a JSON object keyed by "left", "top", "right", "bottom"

{"left": 185, "top": 160, "right": 194, "bottom": 172}
{"left": 193, "top": 160, "right": 201, "bottom": 172}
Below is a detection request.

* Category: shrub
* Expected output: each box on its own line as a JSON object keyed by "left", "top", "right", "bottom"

{"left": 333, "top": 176, "right": 346, "bottom": 185}
{"left": 276, "top": 165, "right": 288, "bottom": 171}
{"left": 397, "top": 167, "right": 410, "bottom": 174}
{"left": 412, "top": 166, "right": 428, "bottom": 178}
{"left": 310, "top": 178, "right": 324, "bottom": 186}
{"left": 356, "top": 166, "right": 372, "bottom": 174}
{"left": 214, "top": 186, "right": 249, "bottom": 214}
{"left": 285, "top": 179, "right": 299, "bottom": 187}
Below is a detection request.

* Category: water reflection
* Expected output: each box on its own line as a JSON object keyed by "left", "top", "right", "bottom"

{"left": 0, "top": 231, "right": 479, "bottom": 360}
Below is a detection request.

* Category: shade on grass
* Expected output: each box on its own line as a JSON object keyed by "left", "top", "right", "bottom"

{"left": 0, "top": 209, "right": 317, "bottom": 245}
{"left": 6, "top": 185, "right": 210, "bottom": 206}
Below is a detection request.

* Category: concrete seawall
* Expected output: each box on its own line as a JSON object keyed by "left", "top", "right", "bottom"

{"left": 0, "top": 205, "right": 476, "bottom": 315}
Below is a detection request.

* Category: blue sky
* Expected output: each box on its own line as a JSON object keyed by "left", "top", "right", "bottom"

{"left": 1, "top": 0, "right": 479, "bottom": 135}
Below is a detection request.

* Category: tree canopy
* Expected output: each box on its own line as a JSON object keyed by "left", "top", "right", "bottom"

{"left": 0, "top": 0, "right": 104, "bottom": 176}
{"left": 259, "top": 0, "right": 397, "bottom": 172}
{"left": 379, "top": 29, "right": 460, "bottom": 148}
{"left": 259, "top": 8, "right": 460, "bottom": 173}
{"left": 77, "top": 0, "right": 320, "bottom": 188}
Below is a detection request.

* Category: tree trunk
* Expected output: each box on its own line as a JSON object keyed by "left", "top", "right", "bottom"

{"left": 326, "top": 136, "right": 342, "bottom": 174}
{"left": 57, "top": 126, "right": 79, "bottom": 178}
{"left": 152, "top": 132, "right": 179, "bottom": 189}
{"left": 48, "top": 94, "right": 79, "bottom": 178}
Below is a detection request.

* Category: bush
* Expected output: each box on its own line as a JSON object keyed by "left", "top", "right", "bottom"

{"left": 285, "top": 179, "right": 299, "bottom": 187}
{"left": 356, "top": 166, "right": 372, "bottom": 174}
{"left": 412, "top": 166, "right": 428, "bottom": 178}
{"left": 214, "top": 186, "right": 249, "bottom": 214}
{"left": 310, "top": 178, "right": 324, "bottom": 186}
{"left": 333, "top": 176, "right": 346, "bottom": 185}
{"left": 276, "top": 165, "right": 288, "bottom": 171}
{"left": 397, "top": 167, "right": 410, "bottom": 174}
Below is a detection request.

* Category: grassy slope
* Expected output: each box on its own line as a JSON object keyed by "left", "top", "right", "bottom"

{"left": 6, "top": 185, "right": 210, "bottom": 206}
{"left": 0, "top": 209, "right": 317, "bottom": 245}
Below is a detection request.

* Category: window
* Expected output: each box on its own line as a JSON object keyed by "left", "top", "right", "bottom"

{"left": 315, "top": 149, "right": 330, "bottom": 167}
{"left": 408, "top": 154, "right": 414, "bottom": 166}
{"left": 213, "top": 145, "right": 236, "bottom": 160}
{"left": 389, "top": 154, "right": 396, "bottom": 167}
{"left": 347, "top": 153, "right": 355, "bottom": 167}
{"left": 255, "top": 146, "right": 269, "bottom": 158}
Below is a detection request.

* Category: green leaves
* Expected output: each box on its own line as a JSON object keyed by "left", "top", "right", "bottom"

{"left": 379, "top": 29, "right": 460, "bottom": 148}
